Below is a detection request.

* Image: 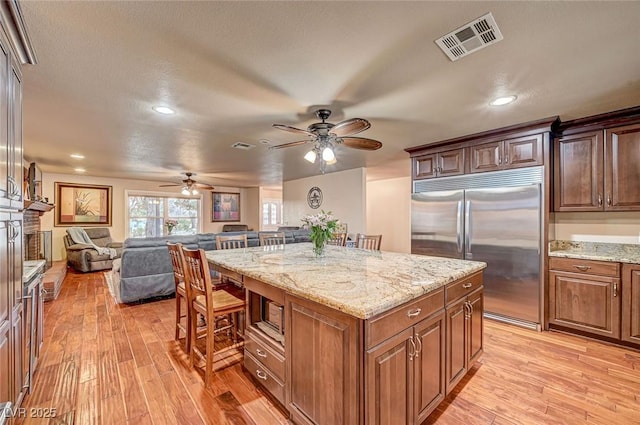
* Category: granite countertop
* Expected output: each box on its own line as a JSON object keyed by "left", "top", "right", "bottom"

{"left": 205, "top": 243, "right": 486, "bottom": 319}
{"left": 549, "top": 240, "right": 640, "bottom": 264}
{"left": 23, "top": 259, "right": 46, "bottom": 283}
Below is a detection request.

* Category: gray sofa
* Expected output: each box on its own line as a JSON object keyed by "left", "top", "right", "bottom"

{"left": 63, "top": 227, "right": 123, "bottom": 272}
{"left": 110, "top": 229, "right": 310, "bottom": 303}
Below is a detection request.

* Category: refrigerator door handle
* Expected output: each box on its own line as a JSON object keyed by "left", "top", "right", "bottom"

{"left": 464, "top": 200, "right": 472, "bottom": 258}
{"left": 456, "top": 200, "right": 463, "bottom": 255}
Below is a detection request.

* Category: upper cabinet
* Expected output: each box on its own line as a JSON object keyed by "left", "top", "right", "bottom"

{"left": 406, "top": 117, "right": 557, "bottom": 183}
{"left": 553, "top": 108, "right": 640, "bottom": 212}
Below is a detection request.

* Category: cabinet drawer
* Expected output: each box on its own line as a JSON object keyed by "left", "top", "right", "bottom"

{"left": 244, "top": 352, "right": 285, "bottom": 406}
{"left": 366, "top": 288, "right": 444, "bottom": 349}
{"left": 549, "top": 257, "right": 620, "bottom": 277}
{"left": 445, "top": 272, "right": 483, "bottom": 305}
{"left": 245, "top": 331, "right": 285, "bottom": 382}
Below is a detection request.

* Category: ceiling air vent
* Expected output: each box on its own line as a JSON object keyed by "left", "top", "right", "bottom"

{"left": 435, "top": 12, "right": 503, "bottom": 61}
{"left": 231, "top": 142, "right": 255, "bottom": 150}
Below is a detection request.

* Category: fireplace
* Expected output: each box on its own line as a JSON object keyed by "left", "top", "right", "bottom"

{"left": 24, "top": 230, "right": 52, "bottom": 271}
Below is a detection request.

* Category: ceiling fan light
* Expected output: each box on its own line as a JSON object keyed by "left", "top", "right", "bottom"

{"left": 191, "top": 188, "right": 198, "bottom": 195}
{"left": 326, "top": 157, "right": 337, "bottom": 165}
{"left": 181, "top": 187, "right": 190, "bottom": 196}
{"left": 322, "top": 147, "right": 335, "bottom": 162}
{"left": 304, "top": 150, "right": 317, "bottom": 163}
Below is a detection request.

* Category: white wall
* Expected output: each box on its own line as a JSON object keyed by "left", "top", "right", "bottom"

{"left": 40, "top": 172, "right": 248, "bottom": 260}
{"left": 283, "top": 168, "right": 366, "bottom": 234}
{"left": 553, "top": 212, "right": 640, "bottom": 244}
{"left": 366, "top": 176, "right": 412, "bottom": 253}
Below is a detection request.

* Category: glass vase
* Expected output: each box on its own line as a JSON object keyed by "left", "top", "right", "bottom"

{"left": 312, "top": 237, "right": 326, "bottom": 257}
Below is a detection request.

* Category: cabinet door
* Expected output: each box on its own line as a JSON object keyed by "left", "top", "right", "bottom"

{"left": 413, "top": 154, "right": 437, "bottom": 180}
{"left": 605, "top": 123, "right": 640, "bottom": 211}
{"left": 11, "top": 304, "right": 24, "bottom": 406}
{"left": 622, "top": 264, "right": 640, "bottom": 344}
{"left": 9, "top": 219, "right": 22, "bottom": 309}
{"left": 0, "top": 219, "right": 8, "bottom": 327}
{"left": 445, "top": 297, "right": 466, "bottom": 394}
{"left": 0, "top": 323, "right": 9, "bottom": 405}
{"left": 504, "top": 134, "right": 543, "bottom": 169}
{"left": 549, "top": 271, "right": 620, "bottom": 338}
{"left": 413, "top": 311, "right": 445, "bottom": 424}
{"left": 366, "top": 328, "right": 412, "bottom": 425}
{"left": 0, "top": 40, "right": 9, "bottom": 207}
{"left": 34, "top": 280, "right": 44, "bottom": 367}
{"left": 438, "top": 149, "right": 466, "bottom": 177}
{"left": 554, "top": 131, "right": 603, "bottom": 211}
{"left": 469, "top": 141, "right": 501, "bottom": 173}
{"left": 467, "top": 288, "right": 483, "bottom": 366}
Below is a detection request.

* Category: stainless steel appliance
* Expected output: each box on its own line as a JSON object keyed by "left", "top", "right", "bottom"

{"left": 411, "top": 167, "right": 543, "bottom": 329}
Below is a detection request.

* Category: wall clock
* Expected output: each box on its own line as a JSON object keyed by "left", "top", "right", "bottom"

{"left": 307, "top": 186, "right": 323, "bottom": 209}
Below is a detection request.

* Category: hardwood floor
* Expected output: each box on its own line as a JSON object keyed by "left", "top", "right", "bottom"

{"left": 19, "top": 269, "right": 640, "bottom": 424}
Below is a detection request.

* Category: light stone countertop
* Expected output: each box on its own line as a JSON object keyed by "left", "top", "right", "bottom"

{"left": 23, "top": 259, "right": 46, "bottom": 283}
{"left": 205, "top": 243, "right": 486, "bottom": 319}
{"left": 549, "top": 240, "right": 640, "bottom": 264}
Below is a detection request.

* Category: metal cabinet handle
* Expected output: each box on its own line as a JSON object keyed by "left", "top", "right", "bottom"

{"left": 469, "top": 300, "right": 474, "bottom": 315}
{"left": 255, "top": 348, "right": 267, "bottom": 358}
{"left": 462, "top": 282, "right": 472, "bottom": 289}
{"left": 407, "top": 308, "right": 422, "bottom": 318}
{"left": 414, "top": 333, "right": 422, "bottom": 356}
{"left": 22, "top": 295, "right": 32, "bottom": 300}
{"left": 607, "top": 196, "right": 612, "bottom": 207}
{"left": 408, "top": 336, "right": 416, "bottom": 361}
{"left": 598, "top": 195, "right": 603, "bottom": 207}
{"left": 613, "top": 283, "right": 618, "bottom": 298}
{"left": 464, "top": 301, "right": 472, "bottom": 319}
{"left": 573, "top": 265, "right": 591, "bottom": 272}
{"left": 256, "top": 370, "right": 268, "bottom": 380}
{"left": 504, "top": 154, "right": 508, "bottom": 164}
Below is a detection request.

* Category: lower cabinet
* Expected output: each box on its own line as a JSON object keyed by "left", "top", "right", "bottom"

{"left": 11, "top": 304, "right": 24, "bottom": 407}
{"left": 622, "top": 264, "right": 640, "bottom": 344}
{"left": 445, "top": 286, "right": 483, "bottom": 394}
{"left": 366, "top": 310, "right": 445, "bottom": 425}
{"left": 0, "top": 322, "right": 10, "bottom": 404}
{"left": 548, "top": 257, "right": 621, "bottom": 339}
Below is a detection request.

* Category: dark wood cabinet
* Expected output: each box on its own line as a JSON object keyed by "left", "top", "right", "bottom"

{"left": 0, "top": 321, "right": 9, "bottom": 405}
{"left": 622, "top": 264, "right": 640, "bottom": 345}
{"left": 605, "top": 124, "right": 640, "bottom": 211}
{"left": 554, "top": 122, "right": 640, "bottom": 212}
{"left": 413, "top": 148, "right": 465, "bottom": 180}
{"left": 548, "top": 257, "right": 621, "bottom": 339}
{"left": 445, "top": 279, "right": 483, "bottom": 395}
{"left": 366, "top": 309, "right": 445, "bottom": 425}
{"left": 470, "top": 134, "right": 542, "bottom": 173}
{"left": 11, "top": 304, "right": 24, "bottom": 407}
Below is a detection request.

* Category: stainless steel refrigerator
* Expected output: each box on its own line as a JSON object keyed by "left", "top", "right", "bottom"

{"left": 411, "top": 167, "right": 543, "bottom": 329}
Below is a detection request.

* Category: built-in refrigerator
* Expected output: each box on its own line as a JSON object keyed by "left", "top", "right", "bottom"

{"left": 411, "top": 167, "right": 543, "bottom": 329}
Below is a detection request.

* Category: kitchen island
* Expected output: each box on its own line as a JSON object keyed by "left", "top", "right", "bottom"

{"left": 206, "top": 243, "right": 486, "bottom": 425}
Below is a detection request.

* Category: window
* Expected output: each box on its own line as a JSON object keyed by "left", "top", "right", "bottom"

{"left": 262, "top": 200, "right": 282, "bottom": 230}
{"left": 128, "top": 193, "right": 201, "bottom": 237}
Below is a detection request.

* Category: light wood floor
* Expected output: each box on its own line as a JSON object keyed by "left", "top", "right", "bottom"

{"left": 19, "top": 269, "right": 640, "bottom": 425}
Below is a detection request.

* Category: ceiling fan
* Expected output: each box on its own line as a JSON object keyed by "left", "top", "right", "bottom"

{"left": 271, "top": 109, "right": 382, "bottom": 173}
{"left": 159, "top": 172, "right": 214, "bottom": 195}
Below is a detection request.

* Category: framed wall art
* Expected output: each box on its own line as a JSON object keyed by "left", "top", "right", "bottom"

{"left": 212, "top": 191, "right": 241, "bottom": 222}
{"left": 55, "top": 182, "right": 112, "bottom": 226}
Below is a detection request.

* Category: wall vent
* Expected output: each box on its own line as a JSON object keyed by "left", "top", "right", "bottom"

{"left": 435, "top": 12, "right": 503, "bottom": 61}
{"left": 231, "top": 142, "right": 255, "bottom": 150}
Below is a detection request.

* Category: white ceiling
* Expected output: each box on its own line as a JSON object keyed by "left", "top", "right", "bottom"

{"left": 20, "top": 1, "right": 640, "bottom": 188}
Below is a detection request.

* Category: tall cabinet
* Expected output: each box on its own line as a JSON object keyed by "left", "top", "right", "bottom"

{"left": 0, "top": 0, "right": 37, "bottom": 412}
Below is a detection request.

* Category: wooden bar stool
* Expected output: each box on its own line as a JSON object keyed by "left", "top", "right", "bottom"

{"left": 167, "top": 242, "right": 191, "bottom": 352}
{"left": 355, "top": 234, "right": 382, "bottom": 250}
{"left": 259, "top": 232, "right": 286, "bottom": 246}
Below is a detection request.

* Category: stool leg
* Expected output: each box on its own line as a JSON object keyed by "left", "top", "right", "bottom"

{"left": 175, "top": 292, "right": 181, "bottom": 341}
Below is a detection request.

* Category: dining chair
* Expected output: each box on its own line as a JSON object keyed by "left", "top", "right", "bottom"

{"left": 167, "top": 242, "right": 191, "bottom": 352}
{"left": 181, "top": 246, "right": 246, "bottom": 387}
{"left": 327, "top": 232, "right": 347, "bottom": 246}
{"left": 216, "top": 233, "right": 248, "bottom": 250}
{"left": 259, "top": 231, "right": 286, "bottom": 246}
{"left": 355, "top": 234, "right": 382, "bottom": 250}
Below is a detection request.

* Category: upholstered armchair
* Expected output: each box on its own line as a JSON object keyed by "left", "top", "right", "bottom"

{"left": 63, "top": 227, "right": 123, "bottom": 272}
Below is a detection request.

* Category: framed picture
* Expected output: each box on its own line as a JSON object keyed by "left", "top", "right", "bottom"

{"left": 54, "top": 182, "right": 112, "bottom": 226}
{"left": 212, "top": 192, "right": 241, "bottom": 222}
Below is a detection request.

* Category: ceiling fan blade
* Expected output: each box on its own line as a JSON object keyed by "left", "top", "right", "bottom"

{"left": 159, "top": 183, "right": 181, "bottom": 187}
{"left": 194, "top": 183, "right": 214, "bottom": 190}
{"left": 273, "top": 124, "right": 315, "bottom": 137}
{"left": 341, "top": 137, "right": 383, "bottom": 150}
{"left": 330, "top": 118, "right": 371, "bottom": 137}
{"left": 269, "top": 139, "right": 314, "bottom": 150}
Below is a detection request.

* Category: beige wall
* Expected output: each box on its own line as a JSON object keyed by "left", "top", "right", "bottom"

{"left": 553, "top": 212, "right": 640, "bottom": 244}
{"left": 40, "top": 172, "right": 248, "bottom": 261}
{"left": 366, "top": 176, "right": 412, "bottom": 253}
{"left": 243, "top": 187, "right": 261, "bottom": 231}
{"left": 283, "top": 168, "right": 366, "bottom": 234}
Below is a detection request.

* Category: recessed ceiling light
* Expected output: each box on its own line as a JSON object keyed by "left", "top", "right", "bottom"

{"left": 152, "top": 105, "right": 175, "bottom": 115}
{"left": 489, "top": 95, "right": 517, "bottom": 106}
{"left": 74, "top": 168, "right": 86, "bottom": 173}
{"left": 70, "top": 153, "right": 85, "bottom": 159}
